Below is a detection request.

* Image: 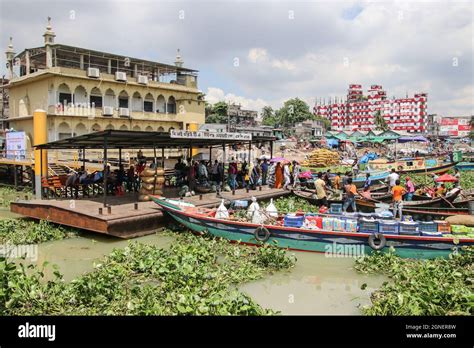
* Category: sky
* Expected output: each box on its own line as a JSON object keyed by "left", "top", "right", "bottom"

{"left": 0, "top": 0, "right": 473, "bottom": 117}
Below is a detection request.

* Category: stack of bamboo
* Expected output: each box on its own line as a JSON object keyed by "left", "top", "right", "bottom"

{"left": 139, "top": 167, "right": 165, "bottom": 201}
{"left": 302, "top": 149, "right": 340, "bottom": 167}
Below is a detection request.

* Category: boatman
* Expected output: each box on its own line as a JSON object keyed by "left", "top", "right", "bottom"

{"left": 386, "top": 168, "right": 399, "bottom": 189}
{"left": 392, "top": 179, "right": 406, "bottom": 219}
{"left": 315, "top": 172, "right": 329, "bottom": 207}
{"left": 342, "top": 178, "right": 358, "bottom": 213}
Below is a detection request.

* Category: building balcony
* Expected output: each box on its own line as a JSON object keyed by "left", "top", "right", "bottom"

{"left": 47, "top": 104, "right": 184, "bottom": 122}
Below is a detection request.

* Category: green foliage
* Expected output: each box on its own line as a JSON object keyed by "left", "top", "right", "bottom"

{"left": 205, "top": 101, "right": 228, "bottom": 124}
{"left": 374, "top": 110, "right": 389, "bottom": 131}
{"left": 400, "top": 171, "right": 474, "bottom": 190}
{"left": 0, "top": 187, "right": 33, "bottom": 208}
{"left": 0, "top": 231, "right": 296, "bottom": 315}
{"left": 0, "top": 218, "right": 78, "bottom": 245}
{"left": 262, "top": 196, "right": 316, "bottom": 214}
{"left": 261, "top": 106, "right": 277, "bottom": 127}
{"left": 277, "top": 98, "right": 313, "bottom": 128}
{"left": 354, "top": 247, "right": 474, "bottom": 315}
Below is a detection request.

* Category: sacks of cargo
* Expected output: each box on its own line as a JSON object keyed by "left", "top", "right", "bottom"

{"left": 301, "top": 149, "right": 340, "bottom": 167}
{"left": 445, "top": 215, "right": 474, "bottom": 227}
{"left": 265, "top": 199, "right": 278, "bottom": 218}
{"left": 215, "top": 199, "right": 229, "bottom": 219}
{"left": 139, "top": 167, "right": 165, "bottom": 201}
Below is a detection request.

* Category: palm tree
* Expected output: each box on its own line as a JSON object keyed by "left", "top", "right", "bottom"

{"left": 374, "top": 110, "right": 389, "bottom": 131}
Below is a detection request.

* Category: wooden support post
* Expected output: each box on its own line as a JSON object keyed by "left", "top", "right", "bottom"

{"left": 13, "top": 165, "right": 17, "bottom": 188}
{"left": 270, "top": 141, "right": 274, "bottom": 159}
{"left": 103, "top": 136, "right": 108, "bottom": 207}
{"left": 161, "top": 148, "right": 165, "bottom": 168}
{"left": 248, "top": 140, "right": 252, "bottom": 163}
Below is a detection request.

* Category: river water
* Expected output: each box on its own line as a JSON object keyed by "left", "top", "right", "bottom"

{"left": 1, "top": 209, "right": 384, "bottom": 315}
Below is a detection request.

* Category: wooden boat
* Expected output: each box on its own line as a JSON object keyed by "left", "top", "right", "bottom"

{"left": 151, "top": 195, "right": 473, "bottom": 259}
{"left": 293, "top": 189, "right": 393, "bottom": 204}
{"left": 366, "top": 157, "right": 456, "bottom": 175}
{"left": 356, "top": 188, "right": 461, "bottom": 209}
{"left": 455, "top": 162, "right": 474, "bottom": 171}
{"left": 293, "top": 189, "right": 343, "bottom": 205}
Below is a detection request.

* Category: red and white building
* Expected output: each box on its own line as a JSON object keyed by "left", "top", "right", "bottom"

{"left": 434, "top": 116, "right": 472, "bottom": 137}
{"left": 314, "top": 84, "right": 428, "bottom": 133}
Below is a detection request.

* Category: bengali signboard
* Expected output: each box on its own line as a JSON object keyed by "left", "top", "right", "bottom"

{"left": 6, "top": 131, "right": 27, "bottom": 160}
{"left": 170, "top": 130, "right": 252, "bottom": 141}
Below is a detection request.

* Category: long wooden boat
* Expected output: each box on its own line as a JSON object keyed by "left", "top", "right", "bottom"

{"left": 151, "top": 196, "right": 473, "bottom": 259}
{"left": 357, "top": 189, "right": 461, "bottom": 209}
{"left": 455, "top": 162, "right": 474, "bottom": 171}
{"left": 366, "top": 157, "right": 456, "bottom": 175}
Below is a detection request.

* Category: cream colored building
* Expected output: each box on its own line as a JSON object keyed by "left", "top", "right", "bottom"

{"left": 4, "top": 18, "right": 205, "bottom": 150}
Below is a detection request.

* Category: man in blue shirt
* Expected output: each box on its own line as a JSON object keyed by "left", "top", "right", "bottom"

{"left": 261, "top": 159, "right": 269, "bottom": 185}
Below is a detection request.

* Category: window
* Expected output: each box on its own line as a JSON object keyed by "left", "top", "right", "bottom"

{"left": 90, "top": 95, "right": 102, "bottom": 108}
{"left": 59, "top": 93, "right": 72, "bottom": 105}
{"left": 119, "top": 98, "right": 128, "bottom": 108}
{"left": 144, "top": 101, "right": 153, "bottom": 112}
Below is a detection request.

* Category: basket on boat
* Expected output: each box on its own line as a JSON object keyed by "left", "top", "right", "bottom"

{"left": 419, "top": 221, "right": 438, "bottom": 233}
{"left": 284, "top": 214, "right": 304, "bottom": 228}
{"left": 329, "top": 203, "right": 343, "bottom": 215}
{"left": 378, "top": 220, "right": 399, "bottom": 235}
{"left": 399, "top": 221, "right": 419, "bottom": 236}
{"left": 435, "top": 220, "right": 451, "bottom": 233}
{"left": 358, "top": 218, "right": 379, "bottom": 233}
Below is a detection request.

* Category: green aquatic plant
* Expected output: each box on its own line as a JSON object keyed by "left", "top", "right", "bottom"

{"left": 0, "top": 218, "right": 79, "bottom": 245}
{"left": 354, "top": 247, "right": 474, "bottom": 316}
{"left": 0, "top": 230, "right": 296, "bottom": 315}
{"left": 0, "top": 187, "right": 33, "bottom": 208}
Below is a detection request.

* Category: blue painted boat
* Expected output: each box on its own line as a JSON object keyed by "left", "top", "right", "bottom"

{"left": 151, "top": 196, "right": 473, "bottom": 259}
{"left": 455, "top": 162, "right": 474, "bottom": 171}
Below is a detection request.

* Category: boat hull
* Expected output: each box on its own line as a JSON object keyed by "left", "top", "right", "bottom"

{"left": 455, "top": 162, "right": 474, "bottom": 171}
{"left": 152, "top": 196, "right": 471, "bottom": 259}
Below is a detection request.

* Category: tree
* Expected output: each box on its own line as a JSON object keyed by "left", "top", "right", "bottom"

{"left": 261, "top": 106, "right": 277, "bottom": 126}
{"left": 277, "top": 98, "right": 313, "bottom": 128}
{"left": 205, "top": 101, "right": 228, "bottom": 124}
{"left": 374, "top": 110, "right": 389, "bottom": 131}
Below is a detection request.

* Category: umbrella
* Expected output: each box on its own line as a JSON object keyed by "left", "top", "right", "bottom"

{"left": 270, "top": 157, "right": 287, "bottom": 163}
{"left": 435, "top": 174, "right": 458, "bottom": 183}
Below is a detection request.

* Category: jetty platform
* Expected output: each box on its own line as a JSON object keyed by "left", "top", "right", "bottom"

{"left": 10, "top": 187, "right": 290, "bottom": 238}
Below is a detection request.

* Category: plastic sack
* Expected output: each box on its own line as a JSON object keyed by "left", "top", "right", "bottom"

{"left": 215, "top": 199, "right": 229, "bottom": 219}
{"left": 247, "top": 197, "right": 260, "bottom": 218}
{"left": 265, "top": 198, "right": 278, "bottom": 217}
{"left": 251, "top": 209, "right": 267, "bottom": 224}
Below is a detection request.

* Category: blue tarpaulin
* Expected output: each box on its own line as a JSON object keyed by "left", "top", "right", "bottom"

{"left": 327, "top": 138, "right": 339, "bottom": 148}
{"left": 360, "top": 152, "right": 378, "bottom": 164}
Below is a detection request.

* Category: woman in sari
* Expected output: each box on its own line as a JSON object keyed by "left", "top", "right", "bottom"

{"left": 275, "top": 162, "right": 283, "bottom": 189}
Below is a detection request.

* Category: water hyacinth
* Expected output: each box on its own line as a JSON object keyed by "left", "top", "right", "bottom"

{"left": 354, "top": 247, "right": 474, "bottom": 316}
{"left": 0, "top": 231, "right": 296, "bottom": 316}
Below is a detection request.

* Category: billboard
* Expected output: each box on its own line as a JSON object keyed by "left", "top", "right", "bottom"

{"left": 6, "top": 131, "right": 27, "bottom": 160}
{"left": 440, "top": 118, "right": 458, "bottom": 126}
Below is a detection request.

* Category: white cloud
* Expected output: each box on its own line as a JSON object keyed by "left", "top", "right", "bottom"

{"left": 1, "top": 0, "right": 472, "bottom": 117}
{"left": 205, "top": 87, "right": 270, "bottom": 114}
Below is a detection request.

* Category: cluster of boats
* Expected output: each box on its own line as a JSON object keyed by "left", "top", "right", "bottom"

{"left": 151, "top": 155, "right": 474, "bottom": 260}
{"left": 152, "top": 195, "right": 473, "bottom": 260}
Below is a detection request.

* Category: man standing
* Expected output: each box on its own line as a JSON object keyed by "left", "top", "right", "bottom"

{"left": 261, "top": 159, "right": 269, "bottom": 185}
{"left": 343, "top": 178, "right": 358, "bottom": 213}
{"left": 386, "top": 168, "right": 399, "bottom": 188}
{"left": 363, "top": 173, "right": 372, "bottom": 190}
{"left": 292, "top": 160, "right": 301, "bottom": 188}
{"left": 392, "top": 179, "right": 406, "bottom": 219}
{"left": 314, "top": 172, "right": 328, "bottom": 207}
